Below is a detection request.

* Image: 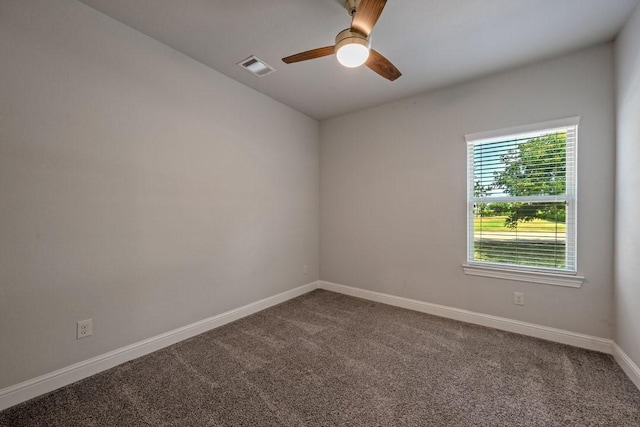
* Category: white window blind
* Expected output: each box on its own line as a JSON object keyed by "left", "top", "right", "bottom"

{"left": 466, "top": 117, "right": 578, "bottom": 274}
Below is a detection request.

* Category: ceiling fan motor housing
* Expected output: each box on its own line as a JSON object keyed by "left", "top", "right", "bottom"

{"left": 335, "top": 29, "right": 370, "bottom": 51}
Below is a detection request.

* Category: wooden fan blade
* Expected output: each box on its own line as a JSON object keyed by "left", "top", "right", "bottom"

{"left": 351, "top": 0, "right": 387, "bottom": 37}
{"left": 366, "top": 49, "right": 401, "bottom": 81}
{"left": 282, "top": 46, "right": 335, "bottom": 64}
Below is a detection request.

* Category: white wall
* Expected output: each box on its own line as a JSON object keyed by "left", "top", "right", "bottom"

{"left": 321, "top": 44, "right": 615, "bottom": 338}
{"left": 615, "top": 4, "right": 640, "bottom": 370}
{"left": 0, "top": 0, "right": 319, "bottom": 389}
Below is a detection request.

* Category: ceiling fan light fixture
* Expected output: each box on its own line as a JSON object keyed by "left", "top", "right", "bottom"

{"left": 335, "top": 29, "right": 370, "bottom": 68}
{"left": 282, "top": 0, "right": 401, "bottom": 81}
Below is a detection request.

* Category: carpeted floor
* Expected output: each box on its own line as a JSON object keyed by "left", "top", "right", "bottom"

{"left": 1, "top": 289, "right": 639, "bottom": 426}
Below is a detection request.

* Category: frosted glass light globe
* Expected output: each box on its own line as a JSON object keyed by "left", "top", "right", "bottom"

{"left": 336, "top": 43, "right": 370, "bottom": 68}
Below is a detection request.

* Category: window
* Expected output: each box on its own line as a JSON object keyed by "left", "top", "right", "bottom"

{"left": 464, "top": 117, "right": 583, "bottom": 287}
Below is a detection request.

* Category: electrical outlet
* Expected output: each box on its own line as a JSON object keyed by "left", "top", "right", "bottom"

{"left": 303, "top": 265, "right": 308, "bottom": 275}
{"left": 513, "top": 292, "right": 524, "bottom": 306}
{"left": 77, "top": 319, "right": 92, "bottom": 339}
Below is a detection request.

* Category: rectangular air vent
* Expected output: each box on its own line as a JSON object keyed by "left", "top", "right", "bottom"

{"left": 238, "top": 55, "right": 274, "bottom": 77}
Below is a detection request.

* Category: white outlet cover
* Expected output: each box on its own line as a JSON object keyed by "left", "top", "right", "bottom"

{"left": 77, "top": 319, "right": 93, "bottom": 339}
{"left": 514, "top": 292, "right": 525, "bottom": 306}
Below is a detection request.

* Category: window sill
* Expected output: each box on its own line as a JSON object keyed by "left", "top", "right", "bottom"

{"left": 462, "top": 264, "right": 584, "bottom": 288}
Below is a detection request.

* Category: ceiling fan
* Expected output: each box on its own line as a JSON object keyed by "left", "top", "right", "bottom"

{"left": 282, "top": 0, "right": 401, "bottom": 81}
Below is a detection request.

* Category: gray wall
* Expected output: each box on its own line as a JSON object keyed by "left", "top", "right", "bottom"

{"left": 0, "top": 0, "right": 319, "bottom": 389}
{"left": 615, "top": 4, "right": 640, "bottom": 370}
{"left": 320, "top": 44, "right": 616, "bottom": 339}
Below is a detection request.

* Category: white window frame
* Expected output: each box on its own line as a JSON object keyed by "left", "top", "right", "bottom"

{"left": 463, "top": 117, "right": 584, "bottom": 287}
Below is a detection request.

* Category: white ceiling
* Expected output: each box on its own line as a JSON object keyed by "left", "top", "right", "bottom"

{"left": 78, "top": 0, "right": 638, "bottom": 120}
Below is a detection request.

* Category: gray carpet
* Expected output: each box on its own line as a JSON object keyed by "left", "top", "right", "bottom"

{"left": 1, "top": 289, "right": 639, "bottom": 426}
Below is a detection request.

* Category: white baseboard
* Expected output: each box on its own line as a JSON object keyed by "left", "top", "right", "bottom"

{"left": 4, "top": 280, "right": 636, "bottom": 412}
{"left": 613, "top": 343, "right": 640, "bottom": 390}
{"left": 0, "top": 281, "right": 320, "bottom": 411}
{"left": 319, "top": 281, "right": 614, "bottom": 354}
